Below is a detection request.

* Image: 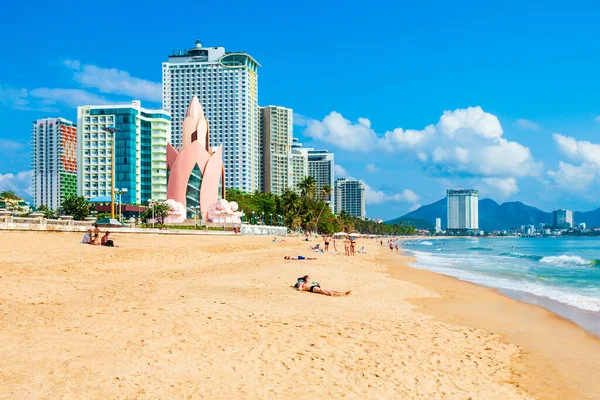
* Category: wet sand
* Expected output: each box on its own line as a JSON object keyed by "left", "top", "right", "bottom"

{"left": 0, "top": 231, "right": 598, "bottom": 399}
{"left": 381, "top": 251, "right": 600, "bottom": 400}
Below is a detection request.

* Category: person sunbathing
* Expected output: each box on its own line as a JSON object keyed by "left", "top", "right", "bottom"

{"left": 294, "top": 275, "right": 351, "bottom": 296}
{"left": 284, "top": 256, "right": 316, "bottom": 260}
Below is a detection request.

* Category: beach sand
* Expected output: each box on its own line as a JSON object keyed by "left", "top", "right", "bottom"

{"left": 0, "top": 231, "right": 598, "bottom": 399}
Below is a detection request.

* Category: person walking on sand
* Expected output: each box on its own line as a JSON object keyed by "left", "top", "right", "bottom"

{"left": 294, "top": 275, "right": 351, "bottom": 296}
{"left": 344, "top": 238, "right": 350, "bottom": 256}
{"left": 349, "top": 236, "right": 356, "bottom": 256}
{"left": 324, "top": 235, "right": 331, "bottom": 252}
{"left": 395, "top": 244, "right": 399, "bottom": 253}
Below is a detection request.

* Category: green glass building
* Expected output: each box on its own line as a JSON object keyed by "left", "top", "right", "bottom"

{"left": 77, "top": 101, "right": 170, "bottom": 205}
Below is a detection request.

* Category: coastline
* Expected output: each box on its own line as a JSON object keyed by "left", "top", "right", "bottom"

{"left": 380, "top": 248, "right": 600, "bottom": 400}
{"left": 2, "top": 230, "right": 599, "bottom": 399}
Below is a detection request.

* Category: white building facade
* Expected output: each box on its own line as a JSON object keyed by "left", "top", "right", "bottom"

{"left": 446, "top": 189, "right": 479, "bottom": 232}
{"left": 76, "top": 101, "right": 170, "bottom": 205}
{"left": 162, "top": 40, "right": 260, "bottom": 193}
{"left": 31, "top": 118, "right": 77, "bottom": 210}
{"left": 435, "top": 218, "right": 442, "bottom": 233}
{"left": 307, "top": 149, "right": 335, "bottom": 209}
{"left": 288, "top": 138, "right": 308, "bottom": 193}
{"left": 335, "top": 178, "right": 366, "bottom": 219}
{"left": 260, "top": 106, "right": 293, "bottom": 195}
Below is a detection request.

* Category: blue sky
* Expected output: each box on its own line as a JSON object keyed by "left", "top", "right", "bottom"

{"left": 2, "top": 0, "right": 600, "bottom": 219}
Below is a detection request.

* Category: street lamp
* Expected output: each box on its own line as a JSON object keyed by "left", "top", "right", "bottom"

{"left": 192, "top": 206, "right": 201, "bottom": 229}
{"left": 261, "top": 212, "right": 265, "bottom": 226}
{"left": 148, "top": 199, "right": 156, "bottom": 228}
{"left": 104, "top": 126, "right": 121, "bottom": 220}
{"left": 251, "top": 211, "right": 255, "bottom": 225}
{"left": 115, "top": 188, "right": 128, "bottom": 221}
{"left": 269, "top": 213, "right": 273, "bottom": 226}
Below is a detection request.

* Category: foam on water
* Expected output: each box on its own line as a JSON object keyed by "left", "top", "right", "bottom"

{"left": 410, "top": 249, "right": 600, "bottom": 312}
{"left": 540, "top": 255, "right": 593, "bottom": 266}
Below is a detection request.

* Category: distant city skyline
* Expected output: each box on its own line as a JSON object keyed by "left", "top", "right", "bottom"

{"left": 3, "top": 1, "right": 600, "bottom": 219}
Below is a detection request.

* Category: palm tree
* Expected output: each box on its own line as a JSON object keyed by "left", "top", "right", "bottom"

{"left": 314, "top": 184, "right": 333, "bottom": 232}
{"left": 297, "top": 176, "right": 317, "bottom": 200}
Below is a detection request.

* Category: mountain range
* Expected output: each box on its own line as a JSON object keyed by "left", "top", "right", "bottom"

{"left": 387, "top": 198, "right": 600, "bottom": 231}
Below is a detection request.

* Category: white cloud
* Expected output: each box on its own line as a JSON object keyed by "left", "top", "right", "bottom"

{"left": 553, "top": 133, "right": 600, "bottom": 166}
{"left": 29, "top": 88, "right": 109, "bottom": 108}
{"left": 298, "top": 112, "right": 378, "bottom": 152}
{"left": 548, "top": 134, "right": 600, "bottom": 191}
{"left": 365, "top": 185, "right": 420, "bottom": 205}
{"left": 334, "top": 164, "right": 349, "bottom": 177}
{"left": 481, "top": 177, "right": 519, "bottom": 198}
{"left": 0, "top": 85, "right": 30, "bottom": 110}
{"left": 516, "top": 118, "right": 540, "bottom": 131}
{"left": 594, "top": 115, "right": 600, "bottom": 123}
{"left": 64, "top": 60, "right": 161, "bottom": 102}
{"left": 0, "top": 171, "right": 32, "bottom": 197}
{"left": 0, "top": 140, "right": 25, "bottom": 151}
{"left": 365, "top": 163, "right": 380, "bottom": 173}
{"left": 297, "top": 106, "right": 541, "bottom": 183}
{"left": 409, "top": 203, "right": 422, "bottom": 212}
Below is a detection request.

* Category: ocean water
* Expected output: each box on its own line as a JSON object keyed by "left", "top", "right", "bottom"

{"left": 400, "top": 238, "right": 600, "bottom": 313}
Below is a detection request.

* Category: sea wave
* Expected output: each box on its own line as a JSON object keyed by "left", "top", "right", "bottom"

{"left": 540, "top": 255, "right": 595, "bottom": 266}
{"left": 420, "top": 241, "right": 434, "bottom": 246}
{"left": 499, "top": 252, "right": 543, "bottom": 261}
{"left": 468, "top": 247, "right": 494, "bottom": 251}
{"left": 409, "top": 251, "right": 600, "bottom": 312}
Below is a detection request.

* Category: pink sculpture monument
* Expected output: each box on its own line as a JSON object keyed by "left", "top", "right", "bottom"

{"left": 166, "top": 96, "right": 226, "bottom": 222}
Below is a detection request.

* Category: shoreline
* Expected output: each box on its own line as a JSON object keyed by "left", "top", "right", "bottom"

{"left": 379, "top": 249, "right": 600, "bottom": 399}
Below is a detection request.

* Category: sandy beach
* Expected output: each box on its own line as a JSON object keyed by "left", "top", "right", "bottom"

{"left": 1, "top": 231, "right": 599, "bottom": 399}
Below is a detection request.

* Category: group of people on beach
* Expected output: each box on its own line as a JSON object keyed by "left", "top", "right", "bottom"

{"left": 81, "top": 225, "right": 115, "bottom": 247}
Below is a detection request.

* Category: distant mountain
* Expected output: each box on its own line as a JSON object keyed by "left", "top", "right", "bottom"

{"left": 391, "top": 198, "right": 559, "bottom": 231}
{"left": 574, "top": 207, "right": 600, "bottom": 228}
{"left": 385, "top": 217, "right": 434, "bottom": 230}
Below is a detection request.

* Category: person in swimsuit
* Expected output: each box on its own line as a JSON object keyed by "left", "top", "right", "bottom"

{"left": 92, "top": 225, "right": 101, "bottom": 245}
{"left": 349, "top": 237, "right": 356, "bottom": 256}
{"left": 294, "top": 275, "right": 351, "bottom": 296}
{"left": 344, "top": 238, "right": 350, "bottom": 256}
{"left": 284, "top": 256, "right": 317, "bottom": 260}
{"left": 324, "top": 235, "right": 331, "bottom": 252}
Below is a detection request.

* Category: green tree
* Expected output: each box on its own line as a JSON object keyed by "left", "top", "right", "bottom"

{"left": 0, "top": 190, "right": 19, "bottom": 200}
{"left": 36, "top": 205, "right": 58, "bottom": 219}
{"left": 297, "top": 176, "right": 317, "bottom": 200}
{"left": 141, "top": 202, "right": 171, "bottom": 224}
{"left": 60, "top": 195, "right": 91, "bottom": 220}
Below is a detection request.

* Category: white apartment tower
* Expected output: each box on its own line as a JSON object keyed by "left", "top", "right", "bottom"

{"left": 260, "top": 106, "right": 293, "bottom": 195}
{"left": 288, "top": 138, "right": 308, "bottom": 193}
{"left": 447, "top": 189, "right": 479, "bottom": 232}
{"left": 31, "top": 118, "right": 77, "bottom": 210}
{"left": 335, "top": 178, "right": 366, "bottom": 219}
{"left": 162, "top": 40, "right": 260, "bottom": 193}
{"left": 307, "top": 149, "right": 335, "bottom": 209}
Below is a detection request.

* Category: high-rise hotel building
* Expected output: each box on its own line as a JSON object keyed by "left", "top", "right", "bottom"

{"left": 446, "top": 189, "right": 479, "bottom": 232}
{"left": 335, "top": 178, "right": 366, "bottom": 219}
{"left": 162, "top": 40, "right": 261, "bottom": 193}
{"left": 289, "top": 138, "right": 308, "bottom": 193}
{"left": 76, "top": 101, "right": 170, "bottom": 205}
{"left": 307, "top": 149, "right": 335, "bottom": 209}
{"left": 260, "top": 105, "right": 293, "bottom": 195}
{"left": 31, "top": 118, "right": 77, "bottom": 209}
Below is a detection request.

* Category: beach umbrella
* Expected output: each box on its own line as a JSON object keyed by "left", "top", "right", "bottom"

{"left": 94, "top": 218, "right": 125, "bottom": 227}
{"left": 334, "top": 232, "right": 348, "bottom": 236}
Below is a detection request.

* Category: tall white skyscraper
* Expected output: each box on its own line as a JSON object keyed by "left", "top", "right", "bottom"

{"left": 162, "top": 40, "right": 260, "bottom": 193}
{"left": 307, "top": 149, "right": 335, "bottom": 209}
{"left": 435, "top": 218, "right": 442, "bottom": 233}
{"left": 447, "top": 189, "right": 479, "bottom": 232}
{"left": 335, "top": 178, "right": 366, "bottom": 219}
{"left": 260, "top": 105, "right": 293, "bottom": 195}
{"left": 31, "top": 118, "right": 77, "bottom": 210}
{"left": 288, "top": 138, "right": 308, "bottom": 193}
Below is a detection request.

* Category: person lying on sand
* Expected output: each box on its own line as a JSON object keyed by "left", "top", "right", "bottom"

{"left": 294, "top": 275, "right": 351, "bottom": 296}
{"left": 284, "top": 256, "right": 316, "bottom": 260}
